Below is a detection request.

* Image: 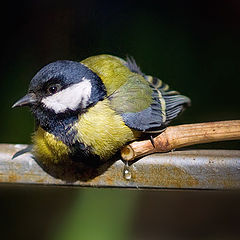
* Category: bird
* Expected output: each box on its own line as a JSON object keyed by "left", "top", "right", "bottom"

{"left": 12, "top": 54, "right": 190, "bottom": 166}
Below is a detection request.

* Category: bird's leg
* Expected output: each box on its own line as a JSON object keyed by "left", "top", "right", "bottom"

{"left": 150, "top": 135, "right": 155, "bottom": 148}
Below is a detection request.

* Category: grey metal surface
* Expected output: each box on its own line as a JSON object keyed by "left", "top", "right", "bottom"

{"left": 0, "top": 144, "right": 240, "bottom": 189}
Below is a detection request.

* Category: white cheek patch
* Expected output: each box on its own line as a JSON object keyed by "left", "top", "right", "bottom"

{"left": 42, "top": 78, "right": 92, "bottom": 113}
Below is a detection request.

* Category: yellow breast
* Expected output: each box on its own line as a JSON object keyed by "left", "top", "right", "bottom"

{"left": 32, "top": 127, "right": 70, "bottom": 164}
{"left": 74, "top": 99, "right": 139, "bottom": 160}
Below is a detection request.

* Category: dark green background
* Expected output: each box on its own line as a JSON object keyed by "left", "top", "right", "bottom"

{"left": 0, "top": 1, "right": 240, "bottom": 240}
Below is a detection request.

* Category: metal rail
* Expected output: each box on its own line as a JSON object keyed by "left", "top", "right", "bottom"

{"left": 0, "top": 144, "right": 240, "bottom": 189}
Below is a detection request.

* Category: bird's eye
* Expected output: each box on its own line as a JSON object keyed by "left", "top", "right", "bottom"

{"left": 47, "top": 84, "right": 62, "bottom": 95}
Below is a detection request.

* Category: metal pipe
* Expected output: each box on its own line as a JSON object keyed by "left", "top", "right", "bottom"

{"left": 0, "top": 144, "right": 239, "bottom": 190}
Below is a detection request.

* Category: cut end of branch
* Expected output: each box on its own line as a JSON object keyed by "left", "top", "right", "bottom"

{"left": 121, "top": 145, "right": 135, "bottom": 161}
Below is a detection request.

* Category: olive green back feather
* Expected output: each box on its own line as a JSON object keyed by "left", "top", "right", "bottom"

{"left": 81, "top": 55, "right": 129, "bottom": 95}
{"left": 81, "top": 54, "right": 153, "bottom": 113}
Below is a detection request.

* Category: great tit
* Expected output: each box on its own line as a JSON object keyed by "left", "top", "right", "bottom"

{"left": 12, "top": 54, "right": 190, "bottom": 165}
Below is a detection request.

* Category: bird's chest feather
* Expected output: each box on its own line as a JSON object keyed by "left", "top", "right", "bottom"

{"left": 32, "top": 126, "right": 71, "bottom": 164}
{"left": 74, "top": 100, "right": 138, "bottom": 159}
{"left": 32, "top": 100, "right": 138, "bottom": 164}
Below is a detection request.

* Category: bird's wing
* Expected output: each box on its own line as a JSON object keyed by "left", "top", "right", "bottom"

{"left": 82, "top": 54, "right": 190, "bottom": 132}
{"left": 109, "top": 74, "right": 190, "bottom": 132}
{"left": 110, "top": 57, "right": 191, "bottom": 132}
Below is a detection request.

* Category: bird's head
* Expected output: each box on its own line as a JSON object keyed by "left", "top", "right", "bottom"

{"left": 12, "top": 60, "right": 106, "bottom": 125}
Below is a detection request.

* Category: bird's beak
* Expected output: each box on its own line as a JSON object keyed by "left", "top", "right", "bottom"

{"left": 12, "top": 93, "right": 37, "bottom": 108}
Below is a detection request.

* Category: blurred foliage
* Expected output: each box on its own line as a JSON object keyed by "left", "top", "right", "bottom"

{"left": 53, "top": 189, "right": 138, "bottom": 240}
{"left": 0, "top": 1, "right": 240, "bottom": 240}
